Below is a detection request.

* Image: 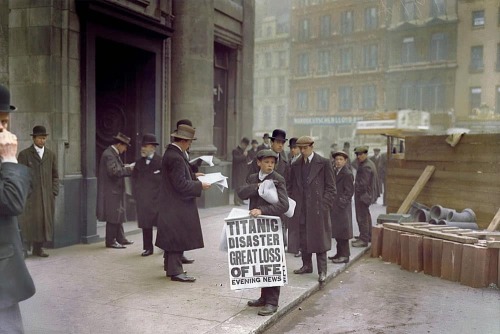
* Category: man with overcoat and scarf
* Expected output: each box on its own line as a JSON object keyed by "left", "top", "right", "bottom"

{"left": 289, "top": 136, "right": 336, "bottom": 283}
{"left": 155, "top": 124, "right": 211, "bottom": 282}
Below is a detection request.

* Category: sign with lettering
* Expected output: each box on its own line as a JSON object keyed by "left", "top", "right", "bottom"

{"left": 224, "top": 215, "right": 287, "bottom": 290}
{"left": 293, "top": 116, "right": 364, "bottom": 125}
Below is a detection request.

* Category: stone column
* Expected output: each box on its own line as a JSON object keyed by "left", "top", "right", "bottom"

{"left": 171, "top": 0, "right": 217, "bottom": 155}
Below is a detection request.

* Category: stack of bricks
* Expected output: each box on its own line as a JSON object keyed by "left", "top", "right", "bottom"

{"left": 371, "top": 225, "right": 500, "bottom": 288}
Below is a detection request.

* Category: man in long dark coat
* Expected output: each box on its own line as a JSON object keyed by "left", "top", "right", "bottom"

{"left": 289, "top": 136, "right": 336, "bottom": 283}
{"left": 352, "top": 146, "right": 375, "bottom": 247}
{"left": 18, "top": 125, "right": 59, "bottom": 257}
{"left": 257, "top": 133, "right": 271, "bottom": 151}
{"left": 231, "top": 137, "right": 249, "bottom": 206}
{"left": 131, "top": 133, "right": 162, "bottom": 256}
{"left": 329, "top": 151, "right": 354, "bottom": 264}
{"left": 96, "top": 132, "right": 134, "bottom": 249}
{"left": 155, "top": 124, "right": 211, "bottom": 283}
{"left": 0, "top": 84, "right": 36, "bottom": 332}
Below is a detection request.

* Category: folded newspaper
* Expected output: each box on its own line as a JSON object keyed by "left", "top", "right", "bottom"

{"left": 189, "top": 155, "right": 214, "bottom": 166}
{"left": 197, "top": 172, "right": 228, "bottom": 192}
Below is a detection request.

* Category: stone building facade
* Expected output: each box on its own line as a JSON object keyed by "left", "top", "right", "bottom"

{"left": 1, "top": 0, "right": 254, "bottom": 247}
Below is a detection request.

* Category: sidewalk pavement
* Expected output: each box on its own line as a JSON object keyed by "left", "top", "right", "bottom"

{"left": 21, "top": 198, "right": 386, "bottom": 334}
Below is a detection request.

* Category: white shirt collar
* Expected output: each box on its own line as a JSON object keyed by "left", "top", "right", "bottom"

{"left": 111, "top": 145, "right": 119, "bottom": 155}
{"left": 171, "top": 143, "right": 183, "bottom": 152}
{"left": 259, "top": 170, "right": 273, "bottom": 181}
{"left": 305, "top": 152, "right": 314, "bottom": 163}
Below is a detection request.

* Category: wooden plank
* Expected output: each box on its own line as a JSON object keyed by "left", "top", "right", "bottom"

{"left": 486, "top": 241, "right": 500, "bottom": 249}
{"left": 383, "top": 223, "right": 478, "bottom": 244}
{"left": 460, "top": 231, "right": 500, "bottom": 237}
{"left": 486, "top": 208, "right": 500, "bottom": 232}
{"left": 397, "top": 166, "right": 436, "bottom": 214}
{"left": 399, "top": 222, "right": 429, "bottom": 226}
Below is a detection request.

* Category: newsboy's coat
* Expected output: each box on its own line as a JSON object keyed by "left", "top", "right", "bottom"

{"left": 131, "top": 153, "right": 162, "bottom": 229}
{"left": 0, "top": 162, "right": 36, "bottom": 309}
{"left": 18, "top": 145, "right": 59, "bottom": 242}
{"left": 289, "top": 153, "right": 336, "bottom": 253}
{"left": 330, "top": 166, "right": 354, "bottom": 239}
{"left": 155, "top": 144, "right": 204, "bottom": 252}
{"left": 96, "top": 146, "right": 132, "bottom": 224}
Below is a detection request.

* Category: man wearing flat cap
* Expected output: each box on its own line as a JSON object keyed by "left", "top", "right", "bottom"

{"left": 289, "top": 136, "right": 336, "bottom": 283}
{"left": 0, "top": 83, "right": 35, "bottom": 332}
{"left": 96, "top": 132, "right": 135, "bottom": 249}
{"left": 18, "top": 125, "right": 59, "bottom": 258}
{"left": 155, "top": 124, "right": 211, "bottom": 283}
{"left": 352, "top": 146, "right": 376, "bottom": 247}
{"left": 131, "top": 134, "right": 162, "bottom": 256}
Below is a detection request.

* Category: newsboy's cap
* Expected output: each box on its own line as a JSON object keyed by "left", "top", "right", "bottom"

{"left": 295, "top": 136, "right": 314, "bottom": 147}
{"left": 141, "top": 133, "right": 159, "bottom": 146}
{"left": 257, "top": 149, "right": 278, "bottom": 160}
{"left": 288, "top": 137, "right": 298, "bottom": 148}
{"left": 171, "top": 124, "right": 197, "bottom": 140}
{"left": 270, "top": 129, "right": 287, "bottom": 142}
{"left": 332, "top": 151, "right": 349, "bottom": 159}
{"left": 31, "top": 125, "right": 48, "bottom": 136}
{"left": 0, "top": 84, "right": 16, "bottom": 112}
{"left": 114, "top": 132, "right": 132, "bottom": 146}
{"left": 354, "top": 146, "right": 369, "bottom": 154}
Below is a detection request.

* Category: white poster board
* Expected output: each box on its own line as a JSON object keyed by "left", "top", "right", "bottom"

{"left": 224, "top": 214, "right": 287, "bottom": 290}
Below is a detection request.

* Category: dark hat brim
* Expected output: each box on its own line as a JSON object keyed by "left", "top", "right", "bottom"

{"left": 270, "top": 136, "right": 288, "bottom": 142}
{"left": 113, "top": 136, "right": 131, "bottom": 146}
{"left": 0, "top": 105, "right": 17, "bottom": 112}
{"left": 142, "top": 141, "right": 159, "bottom": 146}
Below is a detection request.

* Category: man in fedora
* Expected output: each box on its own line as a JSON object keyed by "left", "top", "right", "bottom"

{"left": 155, "top": 124, "right": 211, "bottom": 282}
{"left": 0, "top": 83, "right": 36, "bottom": 332}
{"left": 96, "top": 132, "right": 135, "bottom": 249}
{"left": 131, "top": 133, "right": 162, "bottom": 256}
{"left": 18, "top": 125, "right": 59, "bottom": 258}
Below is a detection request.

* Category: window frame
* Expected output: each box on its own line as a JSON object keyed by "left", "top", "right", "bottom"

{"left": 472, "top": 10, "right": 485, "bottom": 28}
{"left": 470, "top": 87, "right": 482, "bottom": 111}
{"left": 338, "top": 86, "right": 352, "bottom": 111}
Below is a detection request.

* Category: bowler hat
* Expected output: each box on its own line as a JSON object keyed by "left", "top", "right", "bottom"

{"left": 257, "top": 149, "right": 278, "bottom": 160}
{"left": 295, "top": 136, "right": 314, "bottom": 147}
{"left": 0, "top": 84, "right": 16, "bottom": 112}
{"left": 332, "top": 151, "right": 349, "bottom": 159}
{"left": 113, "top": 132, "right": 132, "bottom": 146}
{"left": 171, "top": 124, "right": 197, "bottom": 140}
{"left": 31, "top": 125, "right": 48, "bottom": 136}
{"left": 141, "top": 133, "right": 159, "bottom": 146}
{"left": 354, "top": 146, "right": 369, "bottom": 154}
{"left": 263, "top": 133, "right": 270, "bottom": 139}
{"left": 288, "top": 137, "right": 298, "bottom": 148}
{"left": 270, "top": 129, "right": 287, "bottom": 142}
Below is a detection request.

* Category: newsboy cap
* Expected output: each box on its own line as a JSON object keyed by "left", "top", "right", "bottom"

{"left": 0, "top": 84, "right": 16, "bottom": 112}
{"left": 257, "top": 149, "right": 278, "bottom": 160}
{"left": 31, "top": 125, "right": 48, "bottom": 136}
{"left": 171, "top": 124, "right": 197, "bottom": 140}
{"left": 141, "top": 133, "right": 159, "bottom": 146}
{"left": 332, "top": 151, "right": 349, "bottom": 159}
{"left": 295, "top": 136, "right": 314, "bottom": 147}
{"left": 354, "top": 146, "right": 369, "bottom": 154}
{"left": 270, "top": 129, "right": 287, "bottom": 142}
{"left": 114, "top": 132, "right": 132, "bottom": 146}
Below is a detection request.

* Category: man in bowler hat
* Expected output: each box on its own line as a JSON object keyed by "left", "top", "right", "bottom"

{"left": 0, "top": 83, "right": 36, "bottom": 332}
{"left": 257, "top": 133, "right": 271, "bottom": 151}
{"left": 18, "top": 125, "right": 59, "bottom": 257}
{"left": 96, "top": 132, "right": 135, "bottom": 249}
{"left": 131, "top": 134, "right": 162, "bottom": 256}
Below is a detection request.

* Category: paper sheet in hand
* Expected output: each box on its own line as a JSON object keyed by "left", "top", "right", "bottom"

{"left": 189, "top": 155, "right": 214, "bottom": 166}
{"left": 197, "top": 172, "right": 228, "bottom": 192}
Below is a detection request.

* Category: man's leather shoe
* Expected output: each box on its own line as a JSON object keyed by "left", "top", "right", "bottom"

{"left": 258, "top": 304, "right": 278, "bottom": 316}
{"left": 328, "top": 254, "right": 339, "bottom": 260}
{"left": 318, "top": 272, "right": 327, "bottom": 283}
{"left": 293, "top": 266, "right": 313, "bottom": 274}
{"left": 120, "top": 240, "right": 134, "bottom": 245}
{"left": 294, "top": 250, "right": 302, "bottom": 258}
{"left": 332, "top": 256, "right": 349, "bottom": 264}
{"left": 106, "top": 242, "right": 126, "bottom": 249}
{"left": 181, "top": 256, "right": 195, "bottom": 264}
{"left": 171, "top": 273, "right": 196, "bottom": 283}
{"left": 351, "top": 239, "right": 368, "bottom": 247}
{"left": 141, "top": 249, "right": 153, "bottom": 256}
{"left": 33, "top": 249, "right": 49, "bottom": 257}
{"left": 247, "top": 298, "right": 266, "bottom": 307}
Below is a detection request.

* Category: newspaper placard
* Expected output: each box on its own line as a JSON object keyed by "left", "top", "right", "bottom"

{"left": 224, "top": 215, "right": 287, "bottom": 290}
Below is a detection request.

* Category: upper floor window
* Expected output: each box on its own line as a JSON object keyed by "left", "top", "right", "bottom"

{"left": 470, "top": 87, "right": 481, "bottom": 110}
{"left": 364, "top": 7, "right": 378, "bottom": 30}
{"left": 470, "top": 46, "right": 484, "bottom": 71}
{"left": 431, "top": 0, "right": 446, "bottom": 17}
{"left": 339, "top": 86, "right": 352, "bottom": 111}
{"left": 400, "top": 82, "right": 416, "bottom": 109}
{"left": 363, "top": 44, "right": 378, "bottom": 69}
{"left": 297, "top": 91, "right": 309, "bottom": 111}
{"left": 318, "top": 50, "right": 332, "bottom": 74}
{"left": 298, "top": 53, "right": 309, "bottom": 76}
{"left": 472, "top": 10, "right": 485, "bottom": 27}
{"left": 401, "top": 37, "right": 417, "bottom": 64}
{"left": 362, "top": 84, "right": 377, "bottom": 110}
{"left": 265, "top": 52, "right": 272, "bottom": 68}
{"left": 341, "top": 11, "right": 354, "bottom": 34}
{"left": 430, "top": 33, "right": 448, "bottom": 61}
{"left": 427, "top": 80, "right": 445, "bottom": 111}
{"left": 320, "top": 15, "right": 331, "bottom": 38}
{"left": 317, "top": 88, "right": 329, "bottom": 111}
{"left": 299, "top": 19, "right": 310, "bottom": 40}
{"left": 401, "top": 0, "right": 417, "bottom": 21}
{"left": 339, "top": 47, "right": 353, "bottom": 73}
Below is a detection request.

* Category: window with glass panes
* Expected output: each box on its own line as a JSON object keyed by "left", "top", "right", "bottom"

{"left": 318, "top": 50, "right": 331, "bottom": 74}
{"left": 299, "top": 18, "right": 310, "bottom": 40}
{"left": 339, "top": 86, "right": 352, "bottom": 110}
{"left": 430, "top": 33, "right": 448, "bottom": 61}
{"left": 341, "top": 11, "right": 353, "bottom": 34}
{"left": 470, "top": 87, "right": 481, "bottom": 110}
{"left": 363, "top": 44, "right": 378, "bottom": 69}
{"left": 317, "top": 88, "right": 329, "bottom": 111}
{"left": 364, "top": 7, "right": 377, "bottom": 30}
{"left": 340, "top": 47, "right": 352, "bottom": 72}
{"left": 431, "top": 0, "right": 446, "bottom": 17}
{"left": 320, "top": 15, "right": 331, "bottom": 38}
{"left": 362, "top": 85, "right": 377, "bottom": 109}
{"left": 402, "top": 37, "right": 416, "bottom": 64}
{"left": 472, "top": 10, "right": 485, "bottom": 27}
{"left": 297, "top": 91, "right": 308, "bottom": 111}
{"left": 298, "top": 53, "right": 309, "bottom": 75}
{"left": 401, "top": 0, "right": 417, "bottom": 21}
{"left": 470, "top": 46, "right": 484, "bottom": 70}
